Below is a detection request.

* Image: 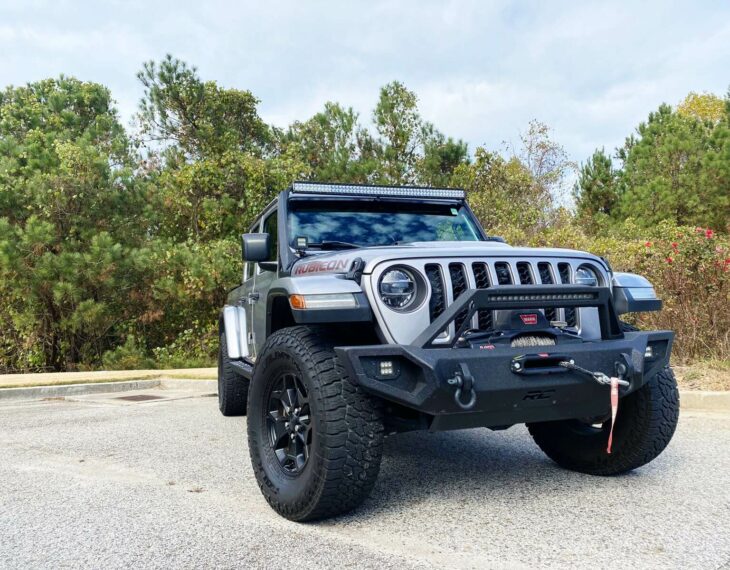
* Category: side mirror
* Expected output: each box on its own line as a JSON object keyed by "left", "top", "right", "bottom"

{"left": 241, "top": 233, "right": 270, "bottom": 262}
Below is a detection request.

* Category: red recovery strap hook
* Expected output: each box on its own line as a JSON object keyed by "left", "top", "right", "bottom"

{"left": 607, "top": 377, "right": 619, "bottom": 454}
{"left": 559, "top": 361, "right": 628, "bottom": 454}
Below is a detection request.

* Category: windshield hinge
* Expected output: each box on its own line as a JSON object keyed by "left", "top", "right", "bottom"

{"left": 345, "top": 257, "right": 365, "bottom": 284}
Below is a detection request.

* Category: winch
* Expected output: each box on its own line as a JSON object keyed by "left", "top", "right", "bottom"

{"left": 455, "top": 309, "right": 582, "bottom": 350}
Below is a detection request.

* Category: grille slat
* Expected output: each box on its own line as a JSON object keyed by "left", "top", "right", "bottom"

{"left": 425, "top": 264, "right": 446, "bottom": 322}
{"left": 448, "top": 263, "right": 469, "bottom": 333}
{"left": 494, "top": 262, "right": 513, "bottom": 285}
{"left": 423, "top": 259, "right": 582, "bottom": 334}
{"left": 558, "top": 263, "right": 577, "bottom": 327}
{"left": 516, "top": 262, "right": 533, "bottom": 285}
{"left": 472, "top": 262, "right": 493, "bottom": 330}
{"left": 538, "top": 262, "right": 557, "bottom": 323}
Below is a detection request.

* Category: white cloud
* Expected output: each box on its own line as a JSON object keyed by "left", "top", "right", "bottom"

{"left": 0, "top": 0, "right": 728, "bottom": 167}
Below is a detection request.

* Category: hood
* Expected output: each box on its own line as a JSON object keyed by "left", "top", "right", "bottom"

{"left": 289, "top": 241, "right": 608, "bottom": 276}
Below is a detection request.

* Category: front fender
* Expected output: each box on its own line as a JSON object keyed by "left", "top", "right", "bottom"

{"left": 267, "top": 275, "right": 373, "bottom": 330}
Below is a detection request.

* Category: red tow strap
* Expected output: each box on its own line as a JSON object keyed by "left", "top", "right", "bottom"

{"left": 558, "top": 360, "right": 626, "bottom": 454}
{"left": 607, "top": 377, "right": 620, "bottom": 454}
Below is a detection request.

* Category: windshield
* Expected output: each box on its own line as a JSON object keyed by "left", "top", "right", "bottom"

{"left": 288, "top": 200, "right": 482, "bottom": 248}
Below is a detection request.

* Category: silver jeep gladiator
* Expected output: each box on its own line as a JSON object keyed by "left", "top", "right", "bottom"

{"left": 218, "top": 181, "right": 679, "bottom": 521}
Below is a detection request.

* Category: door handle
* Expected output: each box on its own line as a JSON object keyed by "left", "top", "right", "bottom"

{"left": 247, "top": 292, "right": 260, "bottom": 303}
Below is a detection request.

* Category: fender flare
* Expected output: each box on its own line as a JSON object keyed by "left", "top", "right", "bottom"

{"left": 265, "top": 277, "right": 372, "bottom": 334}
{"left": 221, "top": 305, "right": 249, "bottom": 360}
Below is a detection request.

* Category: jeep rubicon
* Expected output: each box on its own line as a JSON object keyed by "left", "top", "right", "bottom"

{"left": 218, "top": 181, "right": 679, "bottom": 521}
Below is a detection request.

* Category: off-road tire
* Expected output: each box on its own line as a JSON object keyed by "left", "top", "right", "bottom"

{"left": 527, "top": 366, "right": 679, "bottom": 475}
{"left": 247, "top": 326, "right": 384, "bottom": 521}
{"left": 218, "top": 331, "right": 248, "bottom": 416}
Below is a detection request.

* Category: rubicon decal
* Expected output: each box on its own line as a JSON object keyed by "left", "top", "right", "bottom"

{"left": 293, "top": 259, "right": 349, "bottom": 275}
{"left": 519, "top": 313, "right": 539, "bottom": 325}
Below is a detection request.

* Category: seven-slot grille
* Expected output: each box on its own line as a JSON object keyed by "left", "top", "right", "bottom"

{"left": 425, "top": 259, "right": 580, "bottom": 331}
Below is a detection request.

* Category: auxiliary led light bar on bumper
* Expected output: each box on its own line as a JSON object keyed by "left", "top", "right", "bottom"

{"left": 413, "top": 285, "right": 621, "bottom": 348}
{"left": 291, "top": 181, "right": 466, "bottom": 200}
{"left": 486, "top": 292, "right": 597, "bottom": 303}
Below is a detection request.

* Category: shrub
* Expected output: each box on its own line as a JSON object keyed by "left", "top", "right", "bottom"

{"left": 101, "top": 336, "right": 156, "bottom": 370}
{"left": 519, "top": 219, "right": 730, "bottom": 363}
{"left": 151, "top": 323, "right": 217, "bottom": 369}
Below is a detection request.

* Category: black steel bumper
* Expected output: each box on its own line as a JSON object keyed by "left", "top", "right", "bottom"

{"left": 335, "top": 286, "right": 673, "bottom": 430}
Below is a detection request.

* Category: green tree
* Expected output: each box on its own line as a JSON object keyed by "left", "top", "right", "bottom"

{"left": 700, "top": 90, "right": 730, "bottom": 232}
{"left": 137, "top": 54, "right": 271, "bottom": 158}
{"left": 372, "top": 81, "right": 468, "bottom": 185}
{"left": 0, "top": 77, "right": 152, "bottom": 371}
{"left": 574, "top": 148, "right": 619, "bottom": 218}
{"left": 283, "top": 102, "right": 378, "bottom": 183}
{"left": 137, "top": 56, "right": 305, "bottom": 241}
{"left": 130, "top": 57, "right": 307, "bottom": 364}
{"left": 418, "top": 127, "right": 469, "bottom": 187}
{"left": 452, "top": 148, "right": 545, "bottom": 239}
{"left": 372, "top": 81, "right": 421, "bottom": 184}
{"left": 616, "top": 103, "right": 727, "bottom": 229}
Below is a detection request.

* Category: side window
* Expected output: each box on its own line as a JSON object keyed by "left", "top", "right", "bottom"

{"left": 243, "top": 262, "right": 251, "bottom": 281}
{"left": 262, "top": 210, "right": 278, "bottom": 262}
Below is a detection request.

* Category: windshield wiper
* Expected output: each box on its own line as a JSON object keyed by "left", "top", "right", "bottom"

{"left": 307, "top": 240, "right": 361, "bottom": 250}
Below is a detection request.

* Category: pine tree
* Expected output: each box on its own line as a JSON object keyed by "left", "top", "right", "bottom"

{"left": 616, "top": 104, "right": 724, "bottom": 228}
{"left": 574, "top": 148, "right": 618, "bottom": 218}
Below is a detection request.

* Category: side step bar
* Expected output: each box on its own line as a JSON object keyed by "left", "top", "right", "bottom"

{"left": 229, "top": 359, "right": 254, "bottom": 380}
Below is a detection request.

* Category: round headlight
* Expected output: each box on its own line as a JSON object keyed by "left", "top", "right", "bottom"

{"left": 379, "top": 268, "right": 417, "bottom": 311}
{"left": 575, "top": 266, "right": 599, "bottom": 287}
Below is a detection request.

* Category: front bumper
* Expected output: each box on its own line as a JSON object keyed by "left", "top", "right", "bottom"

{"left": 336, "top": 331, "right": 672, "bottom": 430}
{"left": 334, "top": 286, "right": 673, "bottom": 430}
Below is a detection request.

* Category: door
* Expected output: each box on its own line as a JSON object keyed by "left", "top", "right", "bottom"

{"left": 250, "top": 208, "right": 278, "bottom": 357}
{"left": 240, "top": 219, "right": 260, "bottom": 359}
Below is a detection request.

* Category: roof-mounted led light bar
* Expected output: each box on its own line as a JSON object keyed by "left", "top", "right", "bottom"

{"left": 291, "top": 181, "right": 466, "bottom": 200}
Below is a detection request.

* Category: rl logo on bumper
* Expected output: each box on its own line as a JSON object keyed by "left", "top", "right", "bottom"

{"left": 523, "top": 389, "right": 556, "bottom": 401}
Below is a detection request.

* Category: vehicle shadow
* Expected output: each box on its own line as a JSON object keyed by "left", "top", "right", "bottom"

{"left": 327, "top": 426, "right": 641, "bottom": 522}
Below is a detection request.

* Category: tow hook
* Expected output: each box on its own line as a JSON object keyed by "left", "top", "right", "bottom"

{"left": 446, "top": 364, "right": 477, "bottom": 410}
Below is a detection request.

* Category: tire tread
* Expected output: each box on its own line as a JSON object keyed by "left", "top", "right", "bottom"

{"left": 218, "top": 331, "right": 248, "bottom": 416}
{"left": 528, "top": 366, "right": 680, "bottom": 475}
{"left": 248, "top": 326, "right": 384, "bottom": 521}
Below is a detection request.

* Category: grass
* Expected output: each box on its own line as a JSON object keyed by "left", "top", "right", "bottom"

{"left": 673, "top": 360, "right": 730, "bottom": 391}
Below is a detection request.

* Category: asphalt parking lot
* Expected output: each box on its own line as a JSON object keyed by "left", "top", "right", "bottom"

{"left": 1, "top": 388, "right": 729, "bottom": 570}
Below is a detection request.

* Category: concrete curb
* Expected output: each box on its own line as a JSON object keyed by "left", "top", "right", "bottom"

{"left": 0, "top": 368, "right": 216, "bottom": 389}
{"left": 0, "top": 377, "right": 727, "bottom": 410}
{"left": 159, "top": 379, "right": 217, "bottom": 391}
{"left": 0, "top": 379, "right": 162, "bottom": 401}
{"left": 0, "top": 378, "right": 217, "bottom": 402}
{"left": 679, "top": 391, "right": 730, "bottom": 411}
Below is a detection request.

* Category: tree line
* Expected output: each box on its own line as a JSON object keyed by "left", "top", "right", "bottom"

{"left": 0, "top": 55, "right": 727, "bottom": 371}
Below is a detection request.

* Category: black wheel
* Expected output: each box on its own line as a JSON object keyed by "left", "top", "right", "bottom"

{"left": 247, "top": 326, "right": 384, "bottom": 521}
{"left": 528, "top": 366, "right": 679, "bottom": 475}
{"left": 218, "top": 331, "right": 248, "bottom": 416}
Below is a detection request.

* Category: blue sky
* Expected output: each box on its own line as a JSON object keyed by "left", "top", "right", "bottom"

{"left": 1, "top": 0, "right": 729, "bottom": 165}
